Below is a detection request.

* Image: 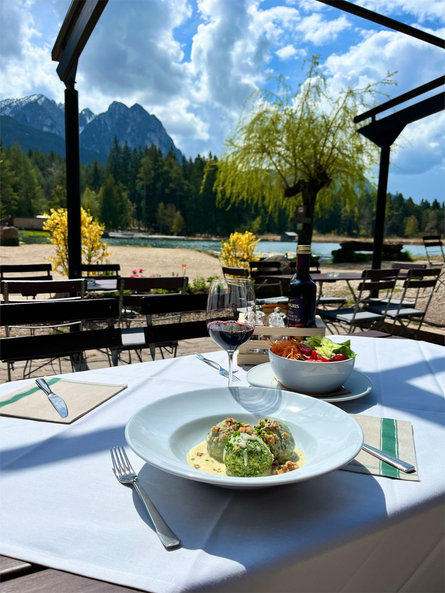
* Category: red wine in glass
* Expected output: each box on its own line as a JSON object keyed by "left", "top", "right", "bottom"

{"left": 207, "top": 320, "right": 254, "bottom": 352}
{"left": 206, "top": 278, "right": 255, "bottom": 385}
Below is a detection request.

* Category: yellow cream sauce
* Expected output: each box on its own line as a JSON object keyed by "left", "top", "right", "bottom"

{"left": 187, "top": 441, "right": 306, "bottom": 477}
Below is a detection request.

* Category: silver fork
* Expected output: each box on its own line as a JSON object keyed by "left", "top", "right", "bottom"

{"left": 110, "top": 446, "right": 180, "bottom": 549}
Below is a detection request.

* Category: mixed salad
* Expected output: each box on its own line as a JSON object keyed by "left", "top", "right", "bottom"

{"left": 270, "top": 335, "right": 356, "bottom": 362}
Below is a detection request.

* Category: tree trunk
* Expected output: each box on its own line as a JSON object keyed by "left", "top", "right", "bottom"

{"left": 284, "top": 175, "right": 329, "bottom": 246}
{"left": 298, "top": 186, "right": 316, "bottom": 245}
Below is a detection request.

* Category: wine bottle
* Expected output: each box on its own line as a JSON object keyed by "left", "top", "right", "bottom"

{"left": 287, "top": 245, "right": 316, "bottom": 327}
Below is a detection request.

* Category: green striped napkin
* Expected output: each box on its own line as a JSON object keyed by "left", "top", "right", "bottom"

{"left": 343, "top": 414, "right": 419, "bottom": 481}
{"left": 0, "top": 377, "right": 127, "bottom": 424}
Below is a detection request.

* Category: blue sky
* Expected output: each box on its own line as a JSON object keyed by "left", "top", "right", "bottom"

{"left": 1, "top": 0, "right": 444, "bottom": 204}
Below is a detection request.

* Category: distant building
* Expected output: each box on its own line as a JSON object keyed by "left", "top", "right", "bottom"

{"left": 281, "top": 232, "right": 297, "bottom": 242}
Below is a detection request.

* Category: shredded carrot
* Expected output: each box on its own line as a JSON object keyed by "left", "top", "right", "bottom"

{"left": 269, "top": 338, "right": 304, "bottom": 360}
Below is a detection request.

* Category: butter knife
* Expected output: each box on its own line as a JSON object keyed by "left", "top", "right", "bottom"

{"left": 35, "top": 378, "right": 69, "bottom": 418}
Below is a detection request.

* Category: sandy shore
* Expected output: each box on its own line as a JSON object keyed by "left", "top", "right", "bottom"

{"left": 0, "top": 244, "right": 223, "bottom": 281}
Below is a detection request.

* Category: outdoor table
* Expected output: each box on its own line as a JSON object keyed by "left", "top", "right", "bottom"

{"left": 0, "top": 336, "right": 444, "bottom": 593}
{"left": 256, "top": 272, "right": 363, "bottom": 303}
{"left": 86, "top": 278, "right": 119, "bottom": 292}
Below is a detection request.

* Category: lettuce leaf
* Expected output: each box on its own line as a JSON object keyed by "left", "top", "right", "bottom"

{"left": 304, "top": 335, "right": 355, "bottom": 359}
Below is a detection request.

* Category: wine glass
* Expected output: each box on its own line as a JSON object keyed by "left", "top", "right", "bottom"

{"left": 206, "top": 277, "right": 255, "bottom": 385}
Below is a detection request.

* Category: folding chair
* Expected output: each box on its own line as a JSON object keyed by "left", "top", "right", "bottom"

{"left": 0, "top": 263, "right": 53, "bottom": 281}
{"left": 1, "top": 279, "right": 86, "bottom": 304}
{"left": 111, "top": 292, "right": 209, "bottom": 364}
{"left": 318, "top": 269, "right": 398, "bottom": 334}
{"left": 115, "top": 276, "right": 189, "bottom": 362}
{"left": 1, "top": 280, "right": 87, "bottom": 345}
{"left": 0, "top": 298, "right": 121, "bottom": 381}
{"left": 366, "top": 268, "right": 441, "bottom": 338}
{"left": 247, "top": 261, "right": 284, "bottom": 299}
{"left": 422, "top": 235, "right": 445, "bottom": 290}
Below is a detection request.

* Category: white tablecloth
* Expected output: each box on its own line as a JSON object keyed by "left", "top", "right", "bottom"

{"left": 0, "top": 336, "right": 444, "bottom": 593}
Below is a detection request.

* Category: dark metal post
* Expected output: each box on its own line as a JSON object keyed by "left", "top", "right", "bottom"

{"left": 64, "top": 85, "right": 82, "bottom": 279}
{"left": 372, "top": 145, "right": 391, "bottom": 270}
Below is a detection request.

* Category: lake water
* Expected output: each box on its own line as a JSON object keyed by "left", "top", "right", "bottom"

{"left": 104, "top": 236, "right": 426, "bottom": 261}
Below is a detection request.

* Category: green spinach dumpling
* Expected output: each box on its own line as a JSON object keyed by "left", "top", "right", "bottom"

{"left": 206, "top": 418, "right": 252, "bottom": 462}
{"left": 255, "top": 418, "right": 295, "bottom": 464}
{"left": 223, "top": 432, "right": 273, "bottom": 477}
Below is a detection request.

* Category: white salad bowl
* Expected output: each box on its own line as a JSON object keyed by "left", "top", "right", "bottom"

{"left": 268, "top": 349, "right": 355, "bottom": 394}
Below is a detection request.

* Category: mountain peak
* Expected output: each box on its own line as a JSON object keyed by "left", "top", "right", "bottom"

{"left": 0, "top": 94, "right": 182, "bottom": 163}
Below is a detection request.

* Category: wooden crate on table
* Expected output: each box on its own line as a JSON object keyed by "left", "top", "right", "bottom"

{"left": 237, "top": 316, "right": 325, "bottom": 365}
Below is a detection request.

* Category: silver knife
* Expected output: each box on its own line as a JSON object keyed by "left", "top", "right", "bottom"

{"left": 362, "top": 443, "right": 415, "bottom": 473}
{"left": 35, "top": 378, "right": 69, "bottom": 418}
{"left": 195, "top": 354, "right": 240, "bottom": 381}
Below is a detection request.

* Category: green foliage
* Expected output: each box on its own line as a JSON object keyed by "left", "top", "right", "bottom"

{"left": 186, "top": 276, "right": 219, "bottom": 293}
{"left": 2, "top": 138, "right": 443, "bottom": 240}
{"left": 98, "top": 175, "right": 133, "bottom": 230}
{"left": 213, "top": 57, "right": 393, "bottom": 244}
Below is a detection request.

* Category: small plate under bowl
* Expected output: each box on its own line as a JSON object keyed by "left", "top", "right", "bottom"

{"left": 247, "top": 364, "right": 372, "bottom": 404}
{"left": 125, "top": 386, "right": 363, "bottom": 489}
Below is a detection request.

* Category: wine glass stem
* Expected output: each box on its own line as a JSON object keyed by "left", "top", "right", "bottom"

{"left": 227, "top": 352, "right": 234, "bottom": 386}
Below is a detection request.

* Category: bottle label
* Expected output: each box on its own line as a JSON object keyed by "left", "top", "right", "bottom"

{"left": 287, "top": 297, "right": 308, "bottom": 327}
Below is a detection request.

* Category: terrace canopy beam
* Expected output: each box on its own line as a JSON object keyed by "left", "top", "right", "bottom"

{"left": 317, "top": 0, "right": 445, "bottom": 48}
{"left": 316, "top": 0, "right": 444, "bottom": 269}
{"left": 52, "top": 0, "right": 108, "bottom": 279}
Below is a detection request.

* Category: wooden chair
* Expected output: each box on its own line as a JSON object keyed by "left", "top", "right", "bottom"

{"left": 0, "top": 263, "right": 52, "bottom": 281}
{"left": 318, "top": 269, "right": 398, "bottom": 334}
{"left": 366, "top": 268, "right": 441, "bottom": 338}
{"left": 0, "top": 298, "right": 121, "bottom": 381}
{"left": 111, "top": 292, "right": 209, "bottom": 364}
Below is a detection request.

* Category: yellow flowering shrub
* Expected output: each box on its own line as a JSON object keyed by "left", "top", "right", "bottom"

{"left": 43, "top": 207, "right": 111, "bottom": 276}
{"left": 220, "top": 231, "right": 260, "bottom": 268}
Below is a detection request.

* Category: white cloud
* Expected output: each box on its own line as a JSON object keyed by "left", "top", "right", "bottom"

{"left": 357, "top": 0, "right": 445, "bottom": 24}
{"left": 276, "top": 44, "right": 300, "bottom": 60}
{"left": 323, "top": 28, "right": 445, "bottom": 182}
{"left": 295, "top": 13, "right": 351, "bottom": 45}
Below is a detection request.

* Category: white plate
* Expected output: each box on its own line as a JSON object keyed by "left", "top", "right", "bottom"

{"left": 125, "top": 387, "right": 363, "bottom": 489}
{"left": 247, "top": 364, "right": 372, "bottom": 403}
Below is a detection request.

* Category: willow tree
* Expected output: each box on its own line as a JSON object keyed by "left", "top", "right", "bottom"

{"left": 214, "top": 58, "right": 390, "bottom": 245}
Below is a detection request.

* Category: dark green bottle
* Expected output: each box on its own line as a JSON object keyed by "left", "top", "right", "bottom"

{"left": 287, "top": 245, "right": 316, "bottom": 327}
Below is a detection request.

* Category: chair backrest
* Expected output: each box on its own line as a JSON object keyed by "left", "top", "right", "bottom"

{"left": 249, "top": 261, "right": 282, "bottom": 277}
{"left": 389, "top": 268, "right": 441, "bottom": 323}
{"left": 141, "top": 293, "right": 210, "bottom": 344}
{"left": 0, "top": 298, "right": 121, "bottom": 367}
{"left": 391, "top": 262, "right": 427, "bottom": 271}
{"left": 1, "top": 279, "right": 86, "bottom": 301}
{"left": 222, "top": 266, "right": 249, "bottom": 278}
{"left": 356, "top": 269, "right": 398, "bottom": 309}
{"left": 0, "top": 263, "right": 52, "bottom": 281}
{"left": 422, "top": 235, "right": 445, "bottom": 265}
{"left": 80, "top": 264, "right": 121, "bottom": 278}
{"left": 118, "top": 276, "right": 188, "bottom": 313}
{"left": 131, "top": 292, "right": 208, "bottom": 315}
{"left": 0, "top": 297, "right": 119, "bottom": 327}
